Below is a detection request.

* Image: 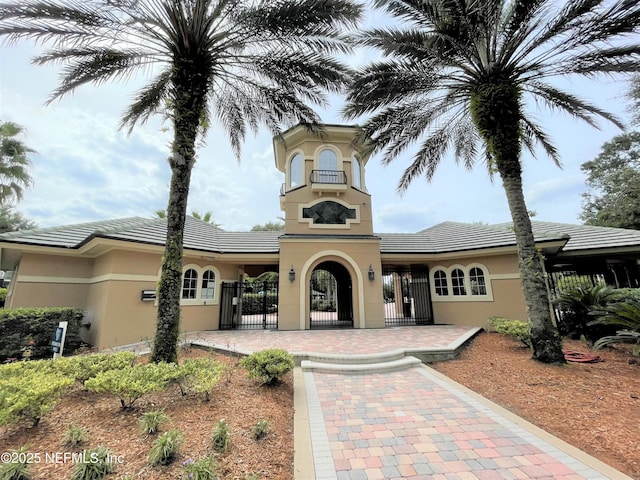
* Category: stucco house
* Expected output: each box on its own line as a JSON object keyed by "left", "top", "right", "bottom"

{"left": 1, "top": 124, "right": 640, "bottom": 349}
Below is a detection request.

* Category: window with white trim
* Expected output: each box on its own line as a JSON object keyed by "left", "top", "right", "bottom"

{"left": 318, "top": 149, "right": 338, "bottom": 171}
{"left": 434, "top": 269, "right": 448, "bottom": 296}
{"left": 289, "top": 153, "right": 302, "bottom": 188}
{"left": 201, "top": 269, "right": 216, "bottom": 299}
{"left": 451, "top": 268, "right": 466, "bottom": 296}
{"left": 470, "top": 267, "right": 487, "bottom": 295}
{"left": 182, "top": 268, "right": 198, "bottom": 299}
{"left": 430, "top": 264, "right": 492, "bottom": 301}
{"left": 352, "top": 156, "right": 361, "bottom": 189}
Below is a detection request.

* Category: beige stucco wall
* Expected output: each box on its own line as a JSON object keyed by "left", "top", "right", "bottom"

{"left": 7, "top": 253, "right": 91, "bottom": 310}
{"left": 7, "top": 249, "right": 244, "bottom": 349}
{"left": 427, "top": 253, "right": 527, "bottom": 328}
{"left": 278, "top": 238, "right": 385, "bottom": 330}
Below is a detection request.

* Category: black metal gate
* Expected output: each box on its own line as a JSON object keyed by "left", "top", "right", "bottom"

{"left": 219, "top": 281, "right": 278, "bottom": 330}
{"left": 382, "top": 265, "right": 433, "bottom": 326}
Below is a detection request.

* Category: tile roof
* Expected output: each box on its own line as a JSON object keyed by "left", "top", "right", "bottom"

{"left": 1, "top": 217, "right": 638, "bottom": 256}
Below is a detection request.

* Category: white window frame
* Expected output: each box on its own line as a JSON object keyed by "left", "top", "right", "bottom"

{"left": 352, "top": 155, "right": 362, "bottom": 189}
{"left": 288, "top": 152, "right": 303, "bottom": 189}
{"left": 429, "top": 263, "right": 493, "bottom": 302}
{"left": 178, "top": 264, "right": 220, "bottom": 305}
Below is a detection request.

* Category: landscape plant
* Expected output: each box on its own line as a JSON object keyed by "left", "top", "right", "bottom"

{"left": 487, "top": 316, "right": 531, "bottom": 349}
{"left": 56, "top": 351, "right": 137, "bottom": 384}
{"left": 84, "top": 362, "right": 180, "bottom": 409}
{"left": 553, "top": 284, "right": 619, "bottom": 342}
{"left": 0, "top": 307, "right": 83, "bottom": 361}
{"left": 0, "top": 445, "right": 31, "bottom": 480}
{"left": 0, "top": 361, "right": 73, "bottom": 426}
{"left": 148, "top": 429, "right": 183, "bottom": 467}
{"left": 70, "top": 446, "right": 116, "bottom": 480}
{"left": 139, "top": 410, "right": 169, "bottom": 435}
{"left": 181, "top": 456, "right": 218, "bottom": 480}
{"left": 211, "top": 419, "right": 230, "bottom": 454}
{"left": 240, "top": 349, "right": 294, "bottom": 385}
{"left": 343, "top": 0, "right": 640, "bottom": 363}
{"left": 63, "top": 425, "right": 88, "bottom": 447}
{"left": 590, "top": 300, "right": 640, "bottom": 355}
{"left": 175, "top": 357, "right": 225, "bottom": 401}
{"left": 252, "top": 419, "right": 269, "bottom": 441}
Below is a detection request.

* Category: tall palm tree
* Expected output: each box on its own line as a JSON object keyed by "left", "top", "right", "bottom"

{"left": 0, "top": 0, "right": 362, "bottom": 363}
{"left": 0, "top": 121, "right": 34, "bottom": 205}
{"left": 344, "top": 0, "right": 640, "bottom": 363}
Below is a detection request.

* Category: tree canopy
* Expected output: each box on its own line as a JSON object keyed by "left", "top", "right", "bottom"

{"left": 250, "top": 221, "right": 284, "bottom": 232}
{"left": 0, "top": 205, "right": 36, "bottom": 233}
{"left": 0, "top": 121, "right": 34, "bottom": 205}
{"left": 581, "top": 132, "right": 640, "bottom": 230}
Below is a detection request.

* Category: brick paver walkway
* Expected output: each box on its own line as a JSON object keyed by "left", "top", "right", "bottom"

{"left": 306, "top": 366, "right": 612, "bottom": 479}
{"left": 188, "top": 325, "right": 474, "bottom": 355}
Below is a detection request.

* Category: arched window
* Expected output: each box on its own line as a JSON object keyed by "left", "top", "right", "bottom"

{"left": 434, "top": 269, "right": 448, "bottom": 296}
{"left": 289, "top": 153, "right": 302, "bottom": 188}
{"left": 469, "top": 267, "right": 487, "bottom": 295}
{"left": 352, "top": 156, "right": 361, "bottom": 189}
{"left": 201, "top": 269, "right": 216, "bottom": 299}
{"left": 318, "top": 149, "right": 338, "bottom": 171}
{"left": 451, "top": 268, "right": 466, "bottom": 296}
{"left": 182, "top": 269, "right": 198, "bottom": 299}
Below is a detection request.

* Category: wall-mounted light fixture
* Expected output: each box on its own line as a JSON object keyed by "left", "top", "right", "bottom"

{"left": 368, "top": 264, "right": 375, "bottom": 281}
{"left": 289, "top": 266, "right": 296, "bottom": 282}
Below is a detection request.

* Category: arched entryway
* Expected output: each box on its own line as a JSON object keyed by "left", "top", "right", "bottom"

{"left": 309, "top": 260, "right": 353, "bottom": 328}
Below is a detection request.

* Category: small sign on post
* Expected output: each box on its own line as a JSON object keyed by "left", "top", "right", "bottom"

{"left": 52, "top": 321, "right": 68, "bottom": 360}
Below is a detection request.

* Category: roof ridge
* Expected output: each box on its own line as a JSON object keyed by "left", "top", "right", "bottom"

{"left": 0, "top": 216, "right": 149, "bottom": 239}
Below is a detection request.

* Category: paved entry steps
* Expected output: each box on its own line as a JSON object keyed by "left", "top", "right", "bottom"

{"left": 121, "top": 327, "right": 632, "bottom": 479}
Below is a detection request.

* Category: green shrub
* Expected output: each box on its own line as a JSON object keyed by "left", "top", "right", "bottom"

{"left": 176, "top": 358, "right": 225, "bottom": 401}
{"left": 148, "top": 430, "right": 183, "bottom": 466}
{"left": 0, "top": 288, "right": 7, "bottom": 306}
{"left": 85, "top": 362, "right": 180, "bottom": 409}
{"left": 64, "top": 425, "right": 88, "bottom": 447}
{"left": 56, "top": 351, "right": 137, "bottom": 384}
{"left": 212, "top": 419, "right": 230, "bottom": 454}
{"left": 139, "top": 410, "right": 169, "bottom": 435}
{"left": 311, "top": 299, "right": 336, "bottom": 312}
{"left": 0, "top": 307, "right": 84, "bottom": 362}
{"left": 181, "top": 456, "right": 218, "bottom": 480}
{"left": 252, "top": 419, "right": 269, "bottom": 440}
{"left": 590, "top": 300, "right": 640, "bottom": 355}
{"left": 0, "top": 361, "right": 73, "bottom": 427}
{"left": 240, "top": 349, "right": 294, "bottom": 385}
{"left": 552, "top": 284, "right": 619, "bottom": 342}
{"left": 241, "top": 293, "right": 278, "bottom": 315}
{"left": 0, "top": 446, "right": 31, "bottom": 480}
{"left": 487, "top": 317, "right": 532, "bottom": 349}
{"left": 70, "top": 446, "right": 116, "bottom": 480}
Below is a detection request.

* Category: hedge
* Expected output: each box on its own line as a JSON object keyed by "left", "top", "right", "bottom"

{"left": 0, "top": 307, "right": 84, "bottom": 362}
{"left": 242, "top": 293, "right": 278, "bottom": 315}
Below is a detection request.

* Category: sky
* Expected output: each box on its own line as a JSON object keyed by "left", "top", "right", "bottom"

{"left": 0, "top": 6, "right": 636, "bottom": 234}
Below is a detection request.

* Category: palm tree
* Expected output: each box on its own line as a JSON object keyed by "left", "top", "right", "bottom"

{"left": 344, "top": 0, "right": 640, "bottom": 363}
{"left": 0, "top": 0, "right": 362, "bottom": 363}
{"left": 0, "top": 121, "right": 34, "bottom": 205}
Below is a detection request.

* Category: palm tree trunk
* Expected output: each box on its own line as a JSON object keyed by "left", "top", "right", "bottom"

{"left": 498, "top": 162, "right": 565, "bottom": 363}
{"left": 472, "top": 82, "right": 565, "bottom": 364}
{"left": 151, "top": 73, "right": 206, "bottom": 364}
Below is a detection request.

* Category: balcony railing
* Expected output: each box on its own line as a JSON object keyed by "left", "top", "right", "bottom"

{"left": 310, "top": 170, "right": 347, "bottom": 185}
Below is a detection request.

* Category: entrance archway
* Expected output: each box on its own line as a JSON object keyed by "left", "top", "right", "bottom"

{"left": 309, "top": 261, "right": 353, "bottom": 328}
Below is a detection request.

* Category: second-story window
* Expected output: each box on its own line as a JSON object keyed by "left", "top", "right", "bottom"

{"left": 289, "top": 153, "right": 302, "bottom": 188}
{"left": 318, "top": 149, "right": 339, "bottom": 183}
{"left": 352, "top": 156, "right": 361, "bottom": 189}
